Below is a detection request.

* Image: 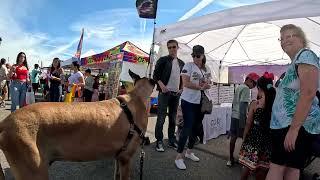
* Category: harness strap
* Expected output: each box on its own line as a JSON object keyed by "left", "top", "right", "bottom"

{"left": 115, "top": 97, "right": 145, "bottom": 157}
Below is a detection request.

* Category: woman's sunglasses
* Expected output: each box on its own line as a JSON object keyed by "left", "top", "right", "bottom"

{"left": 192, "top": 54, "right": 201, "bottom": 58}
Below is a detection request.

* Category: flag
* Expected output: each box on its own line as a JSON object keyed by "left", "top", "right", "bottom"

{"left": 136, "top": 0, "right": 158, "bottom": 19}
{"left": 74, "top": 28, "right": 84, "bottom": 59}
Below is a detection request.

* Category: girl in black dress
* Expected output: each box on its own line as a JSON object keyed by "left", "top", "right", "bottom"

{"left": 239, "top": 72, "right": 276, "bottom": 180}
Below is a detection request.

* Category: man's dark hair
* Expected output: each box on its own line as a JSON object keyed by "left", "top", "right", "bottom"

{"left": 34, "top": 64, "right": 39, "bottom": 69}
{"left": 167, "top": 39, "right": 178, "bottom": 47}
{"left": 0, "top": 58, "right": 6, "bottom": 65}
{"left": 85, "top": 68, "right": 91, "bottom": 74}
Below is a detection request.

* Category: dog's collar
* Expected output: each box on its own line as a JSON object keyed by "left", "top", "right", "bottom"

{"left": 115, "top": 97, "right": 145, "bottom": 157}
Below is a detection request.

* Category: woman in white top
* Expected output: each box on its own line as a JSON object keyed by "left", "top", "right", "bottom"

{"left": 175, "top": 45, "right": 212, "bottom": 170}
{"left": 68, "top": 61, "right": 84, "bottom": 101}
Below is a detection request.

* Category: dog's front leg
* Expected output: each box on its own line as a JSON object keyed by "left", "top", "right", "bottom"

{"left": 114, "top": 160, "right": 120, "bottom": 180}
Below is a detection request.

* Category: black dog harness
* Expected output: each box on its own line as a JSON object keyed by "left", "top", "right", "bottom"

{"left": 115, "top": 97, "right": 145, "bottom": 157}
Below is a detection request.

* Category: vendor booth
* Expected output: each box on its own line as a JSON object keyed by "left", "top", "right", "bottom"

{"left": 80, "top": 41, "right": 149, "bottom": 99}
{"left": 153, "top": 0, "right": 320, "bottom": 142}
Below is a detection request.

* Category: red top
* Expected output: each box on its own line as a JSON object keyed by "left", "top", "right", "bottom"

{"left": 13, "top": 65, "right": 28, "bottom": 80}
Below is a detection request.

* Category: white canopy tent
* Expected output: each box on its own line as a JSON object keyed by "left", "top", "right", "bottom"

{"left": 153, "top": 0, "right": 320, "bottom": 83}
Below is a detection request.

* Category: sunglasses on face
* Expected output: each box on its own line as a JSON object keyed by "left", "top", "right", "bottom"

{"left": 168, "top": 46, "right": 177, "bottom": 49}
{"left": 192, "top": 54, "right": 201, "bottom": 58}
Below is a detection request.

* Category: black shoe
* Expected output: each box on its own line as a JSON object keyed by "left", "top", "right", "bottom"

{"left": 143, "top": 136, "right": 150, "bottom": 146}
{"left": 168, "top": 142, "right": 178, "bottom": 150}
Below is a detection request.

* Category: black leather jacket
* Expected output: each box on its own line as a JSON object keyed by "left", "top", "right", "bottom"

{"left": 153, "top": 55, "right": 185, "bottom": 92}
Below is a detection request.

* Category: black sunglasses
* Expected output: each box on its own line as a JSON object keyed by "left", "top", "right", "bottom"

{"left": 192, "top": 54, "right": 201, "bottom": 58}
{"left": 168, "top": 46, "right": 177, "bottom": 49}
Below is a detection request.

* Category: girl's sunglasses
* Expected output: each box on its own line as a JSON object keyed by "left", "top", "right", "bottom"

{"left": 192, "top": 54, "right": 201, "bottom": 58}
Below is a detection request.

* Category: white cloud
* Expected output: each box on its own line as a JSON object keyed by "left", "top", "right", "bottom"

{"left": 0, "top": 0, "right": 79, "bottom": 67}
{"left": 0, "top": 4, "right": 154, "bottom": 68}
{"left": 70, "top": 8, "right": 153, "bottom": 54}
{"left": 179, "top": 0, "right": 216, "bottom": 21}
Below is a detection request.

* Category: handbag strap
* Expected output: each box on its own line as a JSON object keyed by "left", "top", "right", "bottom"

{"left": 195, "top": 64, "right": 207, "bottom": 94}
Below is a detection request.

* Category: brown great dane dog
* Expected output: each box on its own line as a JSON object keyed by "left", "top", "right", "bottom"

{"left": 0, "top": 70, "right": 155, "bottom": 180}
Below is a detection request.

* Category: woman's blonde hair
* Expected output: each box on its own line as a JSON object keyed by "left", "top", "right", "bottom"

{"left": 280, "top": 24, "right": 308, "bottom": 48}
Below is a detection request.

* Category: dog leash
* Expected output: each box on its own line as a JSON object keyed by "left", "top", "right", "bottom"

{"left": 116, "top": 97, "right": 146, "bottom": 180}
{"left": 139, "top": 140, "right": 145, "bottom": 180}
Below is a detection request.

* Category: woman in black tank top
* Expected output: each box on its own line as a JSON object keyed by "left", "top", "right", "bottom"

{"left": 49, "top": 58, "right": 64, "bottom": 102}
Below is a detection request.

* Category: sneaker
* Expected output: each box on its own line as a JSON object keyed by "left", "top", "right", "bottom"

{"left": 185, "top": 153, "right": 200, "bottom": 162}
{"left": 226, "top": 160, "right": 234, "bottom": 167}
{"left": 168, "top": 142, "right": 178, "bottom": 150}
{"left": 155, "top": 141, "right": 165, "bottom": 152}
{"left": 175, "top": 159, "right": 186, "bottom": 170}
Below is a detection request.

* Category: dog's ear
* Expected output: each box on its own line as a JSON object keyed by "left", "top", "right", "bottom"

{"left": 128, "top": 69, "right": 141, "bottom": 82}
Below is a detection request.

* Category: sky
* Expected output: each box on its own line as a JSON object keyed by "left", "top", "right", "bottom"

{"left": 0, "top": 0, "right": 272, "bottom": 67}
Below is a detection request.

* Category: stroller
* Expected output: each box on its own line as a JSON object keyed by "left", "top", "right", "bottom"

{"left": 301, "top": 134, "right": 320, "bottom": 180}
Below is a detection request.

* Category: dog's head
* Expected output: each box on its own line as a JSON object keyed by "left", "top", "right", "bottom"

{"left": 128, "top": 69, "right": 156, "bottom": 87}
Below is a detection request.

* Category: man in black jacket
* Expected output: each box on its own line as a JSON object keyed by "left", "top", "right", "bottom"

{"left": 153, "top": 39, "right": 185, "bottom": 152}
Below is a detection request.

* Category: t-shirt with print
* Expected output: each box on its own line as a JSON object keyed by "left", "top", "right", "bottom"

{"left": 84, "top": 75, "right": 95, "bottom": 92}
{"left": 0, "top": 65, "right": 8, "bottom": 81}
{"left": 166, "top": 58, "right": 180, "bottom": 92}
{"left": 0, "top": 65, "right": 8, "bottom": 87}
{"left": 68, "top": 71, "right": 84, "bottom": 91}
{"left": 31, "top": 69, "right": 41, "bottom": 83}
{"left": 180, "top": 62, "right": 212, "bottom": 104}
{"left": 231, "top": 84, "right": 250, "bottom": 119}
{"left": 271, "top": 48, "right": 320, "bottom": 134}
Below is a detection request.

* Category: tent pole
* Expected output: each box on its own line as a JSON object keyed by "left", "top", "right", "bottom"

{"left": 148, "top": 19, "right": 157, "bottom": 78}
{"left": 217, "top": 24, "right": 247, "bottom": 82}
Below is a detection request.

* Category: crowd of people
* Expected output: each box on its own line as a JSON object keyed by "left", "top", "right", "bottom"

{"left": 0, "top": 23, "right": 319, "bottom": 179}
{"left": 0, "top": 54, "right": 127, "bottom": 112}
{"left": 152, "top": 24, "right": 319, "bottom": 180}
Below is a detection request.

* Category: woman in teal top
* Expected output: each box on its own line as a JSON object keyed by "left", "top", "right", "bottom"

{"left": 266, "top": 24, "right": 320, "bottom": 180}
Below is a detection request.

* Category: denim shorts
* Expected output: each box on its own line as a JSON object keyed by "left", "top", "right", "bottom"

{"left": 230, "top": 117, "right": 244, "bottom": 138}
